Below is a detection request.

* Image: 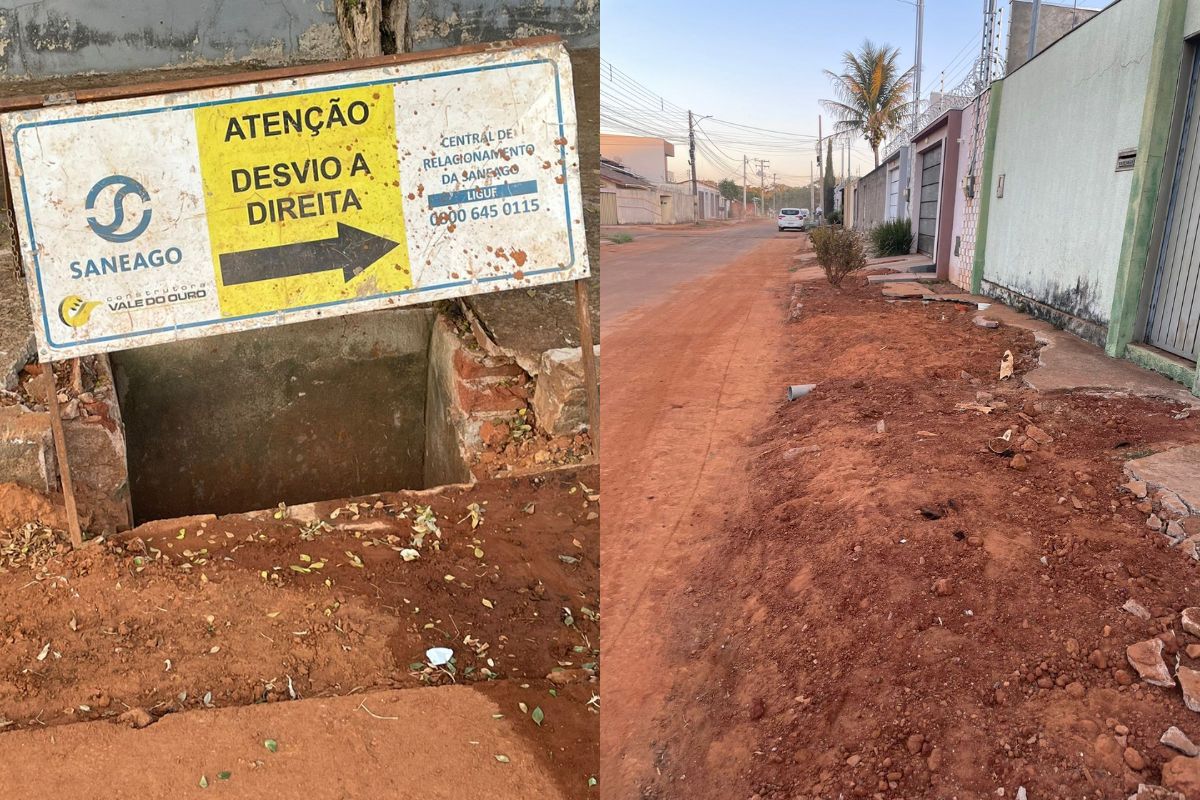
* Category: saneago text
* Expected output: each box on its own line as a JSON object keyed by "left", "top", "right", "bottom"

{"left": 69, "top": 246, "right": 183, "bottom": 279}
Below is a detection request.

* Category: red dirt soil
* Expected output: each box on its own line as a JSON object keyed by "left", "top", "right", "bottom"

{"left": 606, "top": 233, "right": 1200, "bottom": 799}
{"left": 0, "top": 467, "right": 598, "bottom": 798}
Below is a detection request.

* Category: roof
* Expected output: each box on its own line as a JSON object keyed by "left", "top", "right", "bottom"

{"left": 599, "top": 157, "right": 656, "bottom": 189}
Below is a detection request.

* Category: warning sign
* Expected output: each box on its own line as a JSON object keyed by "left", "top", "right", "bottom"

{"left": 0, "top": 40, "right": 587, "bottom": 360}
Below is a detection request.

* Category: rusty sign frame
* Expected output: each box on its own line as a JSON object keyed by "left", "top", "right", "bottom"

{"left": 0, "top": 36, "right": 598, "bottom": 546}
{"left": 0, "top": 36, "right": 588, "bottom": 360}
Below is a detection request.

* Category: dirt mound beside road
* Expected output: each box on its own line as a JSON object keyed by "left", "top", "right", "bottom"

{"left": 649, "top": 274, "right": 1200, "bottom": 798}
{"left": 0, "top": 467, "right": 598, "bottom": 798}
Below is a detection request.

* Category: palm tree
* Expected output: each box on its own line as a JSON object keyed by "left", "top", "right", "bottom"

{"left": 821, "top": 40, "right": 914, "bottom": 168}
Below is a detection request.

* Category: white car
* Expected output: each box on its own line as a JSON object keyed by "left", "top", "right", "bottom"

{"left": 778, "top": 208, "right": 805, "bottom": 231}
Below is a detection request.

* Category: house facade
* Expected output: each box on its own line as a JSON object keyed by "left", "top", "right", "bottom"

{"left": 853, "top": 147, "right": 910, "bottom": 231}
{"left": 971, "top": 0, "right": 1200, "bottom": 390}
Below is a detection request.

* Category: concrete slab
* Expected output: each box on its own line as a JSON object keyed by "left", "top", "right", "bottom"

{"left": 880, "top": 283, "right": 927, "bottom": 298}
{"left": 878, "top": 283, "right": 986, "bottom": 306}
{"left": 1125, "top": 446, "right": 1200, "bottom": 514}
{"left": 0, "top": 405, "right": 55, "bottom": 492}
{"left": 977, "top": 304, "right": 1197, "bottom": 404}
{"left": 867, "top": 273, "right": 927, "bottom": 284}
{"left": 867, "top": 254, "right": 936, "bottom": 273}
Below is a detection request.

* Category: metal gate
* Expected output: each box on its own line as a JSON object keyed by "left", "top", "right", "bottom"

{"left": 917, "top": 144, "right": 942, "bottom": 256}
{"left": 1147, "top": 48, "right": 1200, "bottom": 359}
{"left": 600, "top": 192, "right": 618, "bottom": 225}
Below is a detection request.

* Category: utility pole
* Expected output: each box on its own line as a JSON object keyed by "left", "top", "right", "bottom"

{"left": 743, "top": 155, "right": 749, "bottom": 219}
{"left": 912, "top": 0, "right": 925, "bottom": 135}
{"left": 753, "top": 158, "right": 769, "bottom": 215}
{"left": 688, "top": 110, "right": 698, "bottom": 219}
{"left": 809, "top": 160, "right": 815, "bottom": 216}
{"left": 1027, "top": 0, "right": 1042, "bottom": 62}
{"left": 772, "top": 173, "right": 777, "bottom": 214}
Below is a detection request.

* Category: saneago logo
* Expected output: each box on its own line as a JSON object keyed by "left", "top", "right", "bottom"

{"left": 85, "top": 175, "right": 152, "bottom": 243}
{"left": 58, "top": 295, "right": 100, "bottom": 328}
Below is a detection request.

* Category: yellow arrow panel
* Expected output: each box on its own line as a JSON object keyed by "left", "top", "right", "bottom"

{"left": 194, "top": 83, "right": 411, "bottom": 317}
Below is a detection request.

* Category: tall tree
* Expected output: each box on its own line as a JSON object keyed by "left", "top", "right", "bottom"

{"left": 717, "top": 178, "right": 741, "bottom": 202}
{"left": 821, "top": 40, "right": 914, "bottom": 168}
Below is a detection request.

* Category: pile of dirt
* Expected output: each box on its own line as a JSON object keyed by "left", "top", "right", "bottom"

{"left": 0, "top": 467, "right": 599, "bottom": 797}
{"left": 649, "top": 273, "right": 1200, "bottom": 798}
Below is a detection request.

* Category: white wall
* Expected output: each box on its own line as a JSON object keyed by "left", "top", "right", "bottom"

{"left": 983, "top": 0, "right": 1158, "bottom": 324}
{"left": 599, "top": 136, "right": 670, "bottom": 183}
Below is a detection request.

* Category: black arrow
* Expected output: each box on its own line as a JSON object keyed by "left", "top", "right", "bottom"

{"left": 218, "top": 223, "right": 401, "bottom": 286}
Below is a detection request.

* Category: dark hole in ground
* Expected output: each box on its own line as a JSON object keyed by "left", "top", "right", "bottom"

{"left": 111, "top": 308, "right": 454, "bottom": 523}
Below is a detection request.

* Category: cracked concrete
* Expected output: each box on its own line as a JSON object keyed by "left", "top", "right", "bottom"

{"left": 977, "top": 302, "right": 1198, "bottom": 405}
{"left": 1125, "top": 447, "right": 1200, "bottom": 517}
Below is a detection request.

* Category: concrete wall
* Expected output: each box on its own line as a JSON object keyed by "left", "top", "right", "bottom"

{"left": 854, "top": 150, "right": 909, "bottom": 231}
{"left": 407, "top": 0, "right": 598, "bottom": 51}
{"left": 854, "top": 161, "right": 889, "bottom": 231}
{"left": 0, "top": 0, "right": 346, "bottom": 78}
{"left": 948, "top": 90, "right": 990, "bottom": 289}
{"left": 610, "top": 184, "right": 657, "bottom": 224}
{"left": 600, "top": 135, "right": 672, "bottom": 184}
{"left": 1007, "top": 0, "right": 1102, "bottom": 73}
{"left": 0, "top": 0, "right": 598, "bottom": 79}
{"left": 982, "top": 0, "right": 1157, "bottom": 327}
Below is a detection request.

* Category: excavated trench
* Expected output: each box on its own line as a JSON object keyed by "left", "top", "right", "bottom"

{"left": 110, "top": 306, "right": 469, "bottom": 523}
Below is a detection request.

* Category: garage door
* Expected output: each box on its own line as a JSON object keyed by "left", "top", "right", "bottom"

{"left": 1147, "top": 47, "right": 1200, "bottom": 359}
{"left": 917, "top": 144, "right": 942, "bottom": 256}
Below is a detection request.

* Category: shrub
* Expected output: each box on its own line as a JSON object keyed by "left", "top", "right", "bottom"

{"left": 809, "top": 225, "right": 867, "bottom": 287}
{"left": 827, "top": 209, "right": 843, "bottom": 226}
{"left": 870, "top": 218, "right": 913, "bottom": 257}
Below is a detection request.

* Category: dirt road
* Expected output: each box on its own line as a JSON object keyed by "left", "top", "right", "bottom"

{"left": 605, "top": 233, "right": 1200, "bottom": 799}
{"left": 601, "top": 221, "right": 797, "bottom": 794}
{"left": 600, "top": 222, "right": 783, "bottom": 322}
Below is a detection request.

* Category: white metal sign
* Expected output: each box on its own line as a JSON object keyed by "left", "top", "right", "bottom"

{"left": 0, "top": 40, "right": 587, "bottom": 360}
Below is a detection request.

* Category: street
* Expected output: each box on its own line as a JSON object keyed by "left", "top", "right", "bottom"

{"left": 601, "top": 220, "right": 795, "bottom": 794}
{"left": 600, "top": 222, "right": 796, "bottom": 322}
{"left": 602, "top": 222, "right": 1200, "bottom": 798}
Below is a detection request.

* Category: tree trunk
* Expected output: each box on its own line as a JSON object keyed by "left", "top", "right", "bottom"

{"left": 873, "top": 146, "right": 879, "bottom": 168}
{"left": 336, "top": 0, "right": 383, "bottom": 59}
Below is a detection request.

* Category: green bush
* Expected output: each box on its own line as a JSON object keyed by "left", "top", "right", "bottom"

{"left": 827, "top": 209, "right": 843, "bottom": 226}
{"left": 870, "top": 218, "right": 913, "bottom": 257}
{"left": 809, "top": 225, "right": 867, "bottom": 287}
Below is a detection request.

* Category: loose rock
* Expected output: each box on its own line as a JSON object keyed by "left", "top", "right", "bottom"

{"left": 1124, "top": 480, "right": 1149, "bottom": 499}
{"left": 116, "top": 708, "right": 154, "bottom": 728}
{"left": 1125, "top": 746, "right": 1147, "bottom": 771}
{"left": 1179, "top": 666, "right": 1200, "bottom": 712}
{"left": 1128, "top": 638, "right": 1174, "bottom": 687}
{"left": 1162, "top": 726, "right": 1200, "bottom": 757}
{"left": 1124, "top": 599, "right": 1152, "bottom": 621}
{"left": 1183, "top": 608, "right": 1200, "bottom": 638}
{"left": 1128, "top": 784, "right": 1187, "bottom": 800}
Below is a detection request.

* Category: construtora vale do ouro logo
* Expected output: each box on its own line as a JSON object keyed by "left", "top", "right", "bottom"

{"left": 58, "top": 295, "right": 100, "bottom": 328}
{"left": 85, "top": 175, "right": 152, "bottom": 243}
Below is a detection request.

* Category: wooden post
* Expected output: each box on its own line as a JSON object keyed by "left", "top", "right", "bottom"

{"left": 573, "top": 279, "right": 600, "bottom": 451}
{"left": 40, "top": 364, "right": 83, "bottom": 548}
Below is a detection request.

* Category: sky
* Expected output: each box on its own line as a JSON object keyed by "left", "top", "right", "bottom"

{"left": 600, "top": 0, "right": 1106, "bottom": 188}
